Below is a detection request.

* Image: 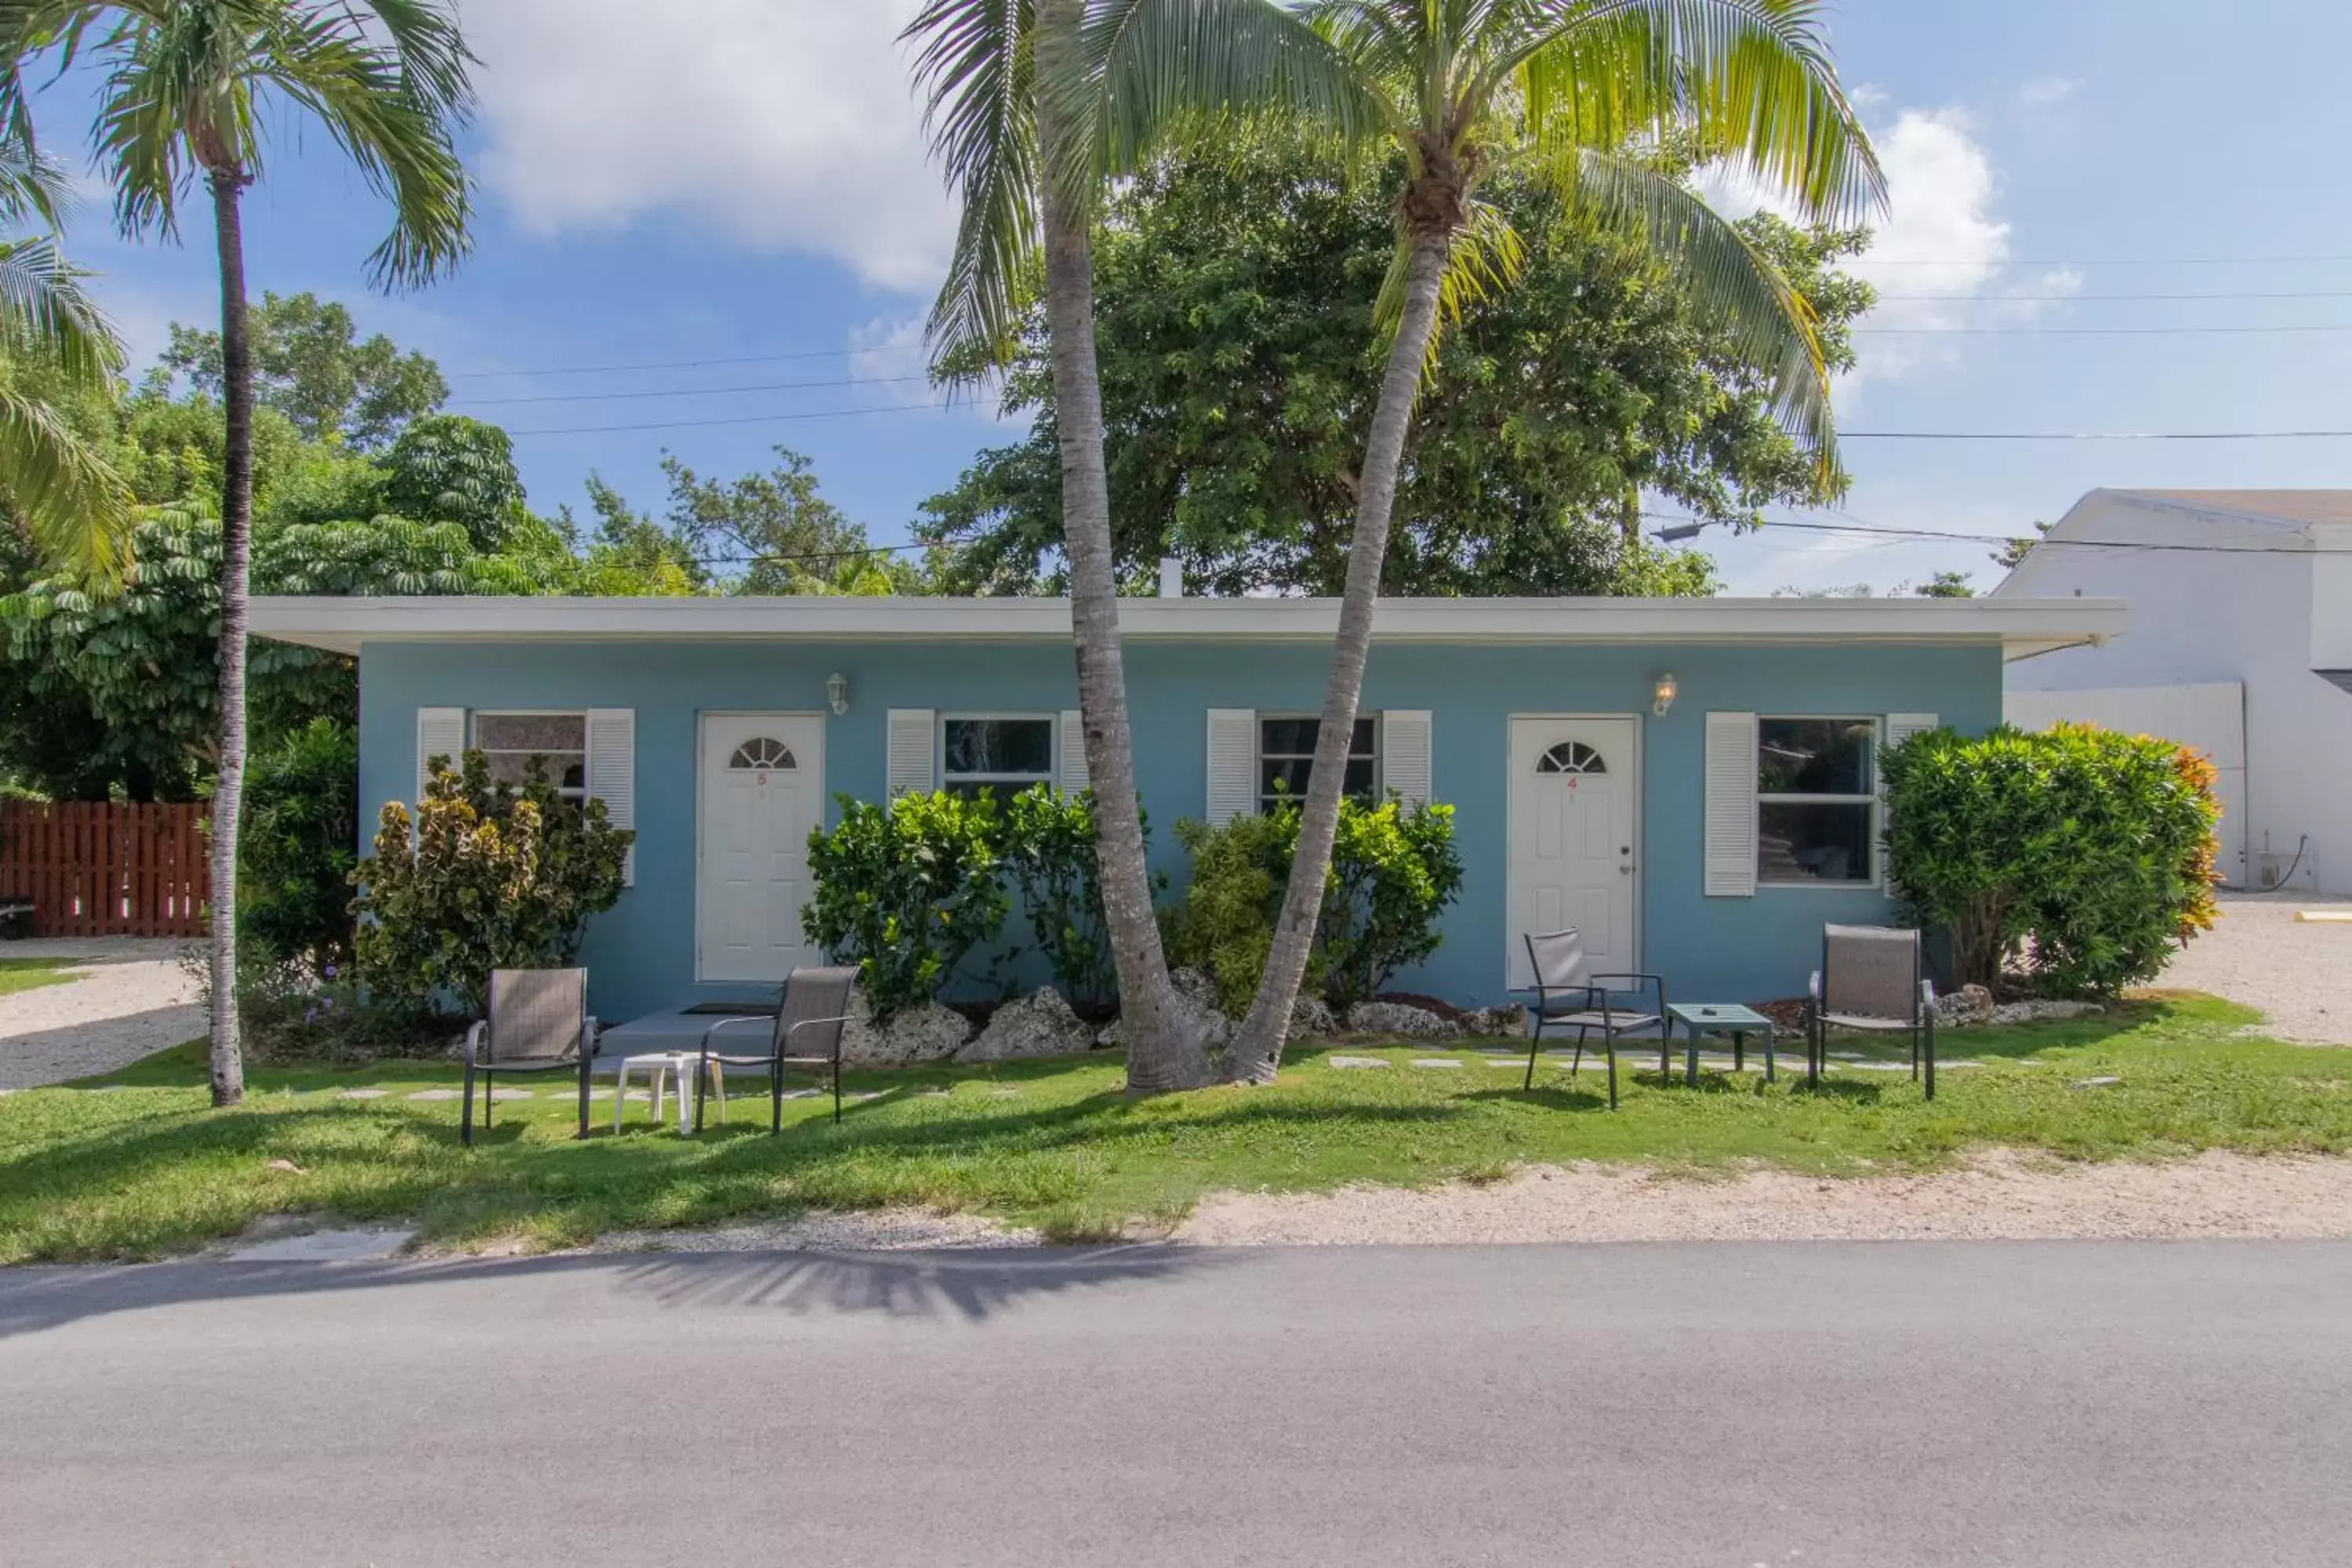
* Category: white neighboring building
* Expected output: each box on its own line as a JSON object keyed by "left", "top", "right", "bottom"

{"left": 1996, "top": 488, "right": 2352, "bottom": 894}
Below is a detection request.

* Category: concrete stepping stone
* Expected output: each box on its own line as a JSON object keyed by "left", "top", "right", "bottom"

{"left": 223, "top": 1225, "right": 416, "bottom": 1262}
{"left": 1327, "top": 1055, "right": 1392, "bottom": 1069}
{"left": 337, "top": 1087, "right": 389, "bottom": 1100}
{"left": 489, "top": 1088, "right": 535, "bottom": 1101}
{"left": 2071, "top": 1075, "right": 2123, "bottom": 1090}
{"left": 1409, "top": 1058, "right": 1466, "bottom": 1069}
{"left": 406, "top": 1088, "right": 463, "bottom": 1101}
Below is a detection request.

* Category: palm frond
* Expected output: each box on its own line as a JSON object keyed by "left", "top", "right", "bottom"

{"left": 1078, "top": 0, "right": 1392, "bottom": 185}
{"left": 0, "top": 381, "right": 133, "bottom": 579}
{"left": 905, "top": 0, "right": 1040, "bottom": 359}
{"left": 1512, "top": 0, "right": 1884, "bottom": 223}
{"left": 0, "top": 232, "right": 124, "bottom": 388}
{"left": 1372, "top": 195, "right": 1523, "bottom": 379}
{"left": 0, "top": 132, "right": 70, "bottom": 227}
{"left": 1567, "top": 146, "right": 1838, "bottom": 475}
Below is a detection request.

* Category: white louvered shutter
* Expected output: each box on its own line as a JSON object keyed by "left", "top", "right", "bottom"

{"left": 1885, "top": 713, "right": 1940, "bottom": 752}
{"left": 586, "top": 709, "right": 637, "bottom": 887}
{"left": 1059, "top": 710, "right": 1090, "bottom": 794}
{"left": 1704, "top": 710, "right": 1759, "bottom": 898}
{"left": 887, "top": 709, "right": 936, "bottom": 799}
{"left": 416, "top": 706, "right": 465, "bottom": 805}
{"left": 1205, "top": 709, "right": 1258, "bottom": 823}
{"left": 1381, "top": 710, "right": 1432, "bottom": 808}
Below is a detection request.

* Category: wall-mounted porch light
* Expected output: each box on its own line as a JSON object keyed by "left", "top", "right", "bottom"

{"left": 826, "top": 673, "right": 849, "bottom": 716}
{"left": 1652, "top": 673, "right": 1679, "bottom": 717}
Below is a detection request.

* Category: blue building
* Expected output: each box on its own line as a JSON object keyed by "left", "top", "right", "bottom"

{"left": 252, "top": 592, "right": 2124, "bottom": 1022}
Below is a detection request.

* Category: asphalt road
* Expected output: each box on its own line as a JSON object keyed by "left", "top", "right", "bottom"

{"left": 3, "top": 1242, "right": 2348, "bottom": 1567}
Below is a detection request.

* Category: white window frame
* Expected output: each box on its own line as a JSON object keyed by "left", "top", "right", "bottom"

{"left": 1257, "top": 712, "right": 1381, "bottom": 814}
{"left": 470, "top": 710, "right": 589, "bottom": 804}
{"left": 1756, "top": 714, "right": 1882, "bottom": 890}
{"left": 938, "top": 711, "right": 1060, "bottom": 798}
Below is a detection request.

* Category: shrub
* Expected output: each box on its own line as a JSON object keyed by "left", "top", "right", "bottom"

{"left": 238, "top": 718, "right": 360, "bottom": 972}
{"left": 1169, "top": 796, "right": 1462, "bottom": 1014}
{"left": 351, "top": 750, "right": 633, "bottom": 1016}
{"left": 999, "top": 786, "right": 1156, "bottom": 1018}
{"left": 1882, "top": 723, "right": 2220, "bottom": 996}
{"left": 801, "top": 789, "right": 1009, "bottom": 1019}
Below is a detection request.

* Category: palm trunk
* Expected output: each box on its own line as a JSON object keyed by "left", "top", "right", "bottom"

{"left": 1033, "top": 0, "right": 1210, "bottom": 1094}
{"left": 205, "top": 170, "right": 253, "bottom": 1109}
{"left": 1225, "top": 230, "right": 1450, "bottom": 1083}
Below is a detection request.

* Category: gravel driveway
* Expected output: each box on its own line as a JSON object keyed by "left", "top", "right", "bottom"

{"left": 2160, "top": 892, "right": 2352, "bottom": 1044}
{"left": 0, "top": 938, "right": 202, "bottom": 1090}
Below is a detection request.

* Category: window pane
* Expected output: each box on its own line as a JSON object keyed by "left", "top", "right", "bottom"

{"left": 474, "top": 713, "right": 585, "bottom": 753}
{"left": 944, "top": 718, "right": 1053, "bottom": 777}
{"left": 1759, "top": 718, "right": 1875, "bottom": 795}
{"left": 1260, "top": 757, "right": 1313, "bottom": 801}
{"left": 1259, "top": 717, "right": 1319, "bottom": 755}
{"left": 1342, "top": 758, "right": 1375, "bottom": 797}
{"left": 481, "top": 752, "right": 585, "bottom": 793}
{"left": 1759, "top": 802, "right": 1874, "bottom": 883}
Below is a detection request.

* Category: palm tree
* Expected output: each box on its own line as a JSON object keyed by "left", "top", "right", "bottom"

{"left": 907, "top": 0, "right": 1214, "bottom": 1093}
{"left": 0, "top": 134, "right": 131, "bottom": 577}
{"left": 0, "top": 0, "right": 474, "bottom": 1107}
{"left": 1080, "top": 0, "right": 1884, "bottom": 1081}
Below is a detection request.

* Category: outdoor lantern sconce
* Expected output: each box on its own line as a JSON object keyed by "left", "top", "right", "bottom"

{"left": 1652, "top": 673, "right": 1678, "bottom": 717}
{"left": 826, "top": 673, "right": 849, "bottom": 716}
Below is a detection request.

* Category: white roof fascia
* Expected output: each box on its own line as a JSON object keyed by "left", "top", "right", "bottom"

{"left": 249, "top": 594, "right": 2127, "bottom": 663}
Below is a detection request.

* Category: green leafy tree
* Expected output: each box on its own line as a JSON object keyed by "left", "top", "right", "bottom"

{"left": 237, "top": 716, "right": 357, "bottom": 971}
{"left": 381, "top": 413, "right": 523, "bottom": 548}
{"left": 1000, "top": 784, "right": 1154, "bottom": 1016}
{"left": 925, "top": 136, "right": 1870, "bottom": 596}
{"left": 1, "top": 0, "right": 478, "bottom": 1105}
{"left": 158, "top": 289, "right": 447, "bottom": 448}
{"left": 1914, "top": 570, "right": 1976, "bottom": 598}
{"left": 1091, "top": 0, "right": 1883, "bottom": 1080}
{"left": 353, "top": 751, "right": 631, "bottom": 1017}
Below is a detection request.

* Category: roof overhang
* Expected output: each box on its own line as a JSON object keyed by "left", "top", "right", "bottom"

{"left": 249, "top": 593, "right": 2129, "bottom": 663}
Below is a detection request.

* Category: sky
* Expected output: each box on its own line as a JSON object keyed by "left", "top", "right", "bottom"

{"left": 33, "top": 0, "right": 2352, "bottom": 595}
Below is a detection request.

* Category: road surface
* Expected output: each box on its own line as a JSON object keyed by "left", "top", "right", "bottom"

{"left": 4, "top": 1242, "right": 2348, "bottom": 1566}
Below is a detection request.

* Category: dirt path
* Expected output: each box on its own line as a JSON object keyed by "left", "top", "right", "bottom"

{"left": 1173, "top": 1150, "right": 2352, "bottom": 1244}
{"left": 0, "top": 939, "right": 201, "bottom": 1091}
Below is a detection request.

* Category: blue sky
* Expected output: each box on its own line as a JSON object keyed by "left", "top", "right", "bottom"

{"left": 34, "top": 0, "right": 2352, "bottom": 593}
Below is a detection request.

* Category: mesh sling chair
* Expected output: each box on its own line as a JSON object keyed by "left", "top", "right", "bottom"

{"left": 461, "top": 967, "right": 595, "bottom": 1145}
{"left": 1808, "top": 924, "right": 1938, "bottom": 1099}
{"left": 693, "top": 966, "right": 860, "bottom": 1134}
{"left": 1518, "top": 930, "right": 1666, "bottom": 1109}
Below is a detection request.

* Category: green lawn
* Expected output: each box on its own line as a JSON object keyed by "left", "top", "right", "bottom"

{"left": 0, "top": 956, "right": 78, "bottom": 998}
{"left": 2, "top": 991, "right": 2347, "bottom": 1263}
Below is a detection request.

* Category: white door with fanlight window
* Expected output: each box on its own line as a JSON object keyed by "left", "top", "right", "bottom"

{"left": 1505, "top": 717, "right": 1640, "bottom": 989}
{"left": 697, "top": 713, "right": 827, "bottom": 983}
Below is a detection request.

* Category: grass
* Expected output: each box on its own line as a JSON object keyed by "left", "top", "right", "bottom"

{"left": 0, "top": 956, "right": 78, "bottom": 998}
{"left": 2, "top": 991, "right": 2347, "bottom": 1263}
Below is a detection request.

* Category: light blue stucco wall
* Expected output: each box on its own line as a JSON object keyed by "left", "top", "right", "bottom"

{"left": 356, "top": 637, "right": 2002, "bottom": 1022}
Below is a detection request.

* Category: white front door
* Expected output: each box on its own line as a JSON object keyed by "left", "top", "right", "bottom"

{"left": 1505, "top": 717, "right": 1639, "bottom": 989}
{"left": 697, "top": 713, "right": 827, "bottom": 983}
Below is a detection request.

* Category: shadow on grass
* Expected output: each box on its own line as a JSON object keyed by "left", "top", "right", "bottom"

{"left": 0, "top": 1242, "right": 1229, "bottom": 1343}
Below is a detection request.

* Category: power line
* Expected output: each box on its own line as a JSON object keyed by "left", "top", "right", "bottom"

{"left": 444, "top": 343, "right": 929, "bottom": 380}
{"left": 1874, "top": 289, "right": 2352, "bottom": 303}
{"left": 453, "top": 373, "right": 933, "bottom": 408}
{"left": 506, "top": 401, "right": 969, "bottom": 437}
{"left": 1853, "top": 322, "right": 2352, "bottom": 336}
{"left": 1843, "top": 428, "right": 2352, "bottom": 441}
{"left": 1647, "top": 512, "right": 2349, "bottom": 555}
{"left": 1863, "top": 253, "right": 2352, "bottom": 267}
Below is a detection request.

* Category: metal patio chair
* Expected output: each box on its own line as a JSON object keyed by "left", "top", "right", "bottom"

{"left": 693, "top": 965, "right": 860, "bottom": 1133}
{"left": 1807, "top": 924, "right": 1938, "bottom": 1098}
{"left": 461, "top": 967, "right": 595, "bottom": 1145}
{"left": 1516, "top": 929, "right": 1666, "bottom": 1109}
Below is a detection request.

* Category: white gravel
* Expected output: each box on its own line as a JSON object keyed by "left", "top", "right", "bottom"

{"left": 0, "top": 938, "right": 201, "bottom": 1090}
{"left": 1174, "top": 1150, "right": 2352, "bottom": 1244}
{"left": 2158, "top": 892, "right": 2352, "bottom": 1044}
{"left": 586, "top": 1209, "right": 1044, "bottom": 1254}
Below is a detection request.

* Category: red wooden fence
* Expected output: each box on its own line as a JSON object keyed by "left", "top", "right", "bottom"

{"left": 0, "top": 800, "right": 211, "bottom": 938}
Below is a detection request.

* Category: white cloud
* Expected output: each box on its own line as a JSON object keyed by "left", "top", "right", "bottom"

{"left": 846, "top": 311, "right": 936, "bottom": 405}
{"left": 459, "top": 0, "right": 953, "bottom": 294}
{"left": 2017, "top": 74, "right": 2082, "bottom": 108}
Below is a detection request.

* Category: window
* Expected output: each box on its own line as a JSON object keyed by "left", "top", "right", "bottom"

{"left": 1536, "top": 740, "right": 1606, "bottom": 775}
{"left": 1259, "top": 716, "right": 1377, "bottom": 813}
{"left": 1756, "top": 717, "right": 1877, "bottom": 884}
{"left": 728, "top": 737, "right": 797, "bottom": 771}
{"left": 471, "top": 712, "right": 586, "bottom": 800}
{"left": 941, "top": 715, "right": 1055, "bottom": 799}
